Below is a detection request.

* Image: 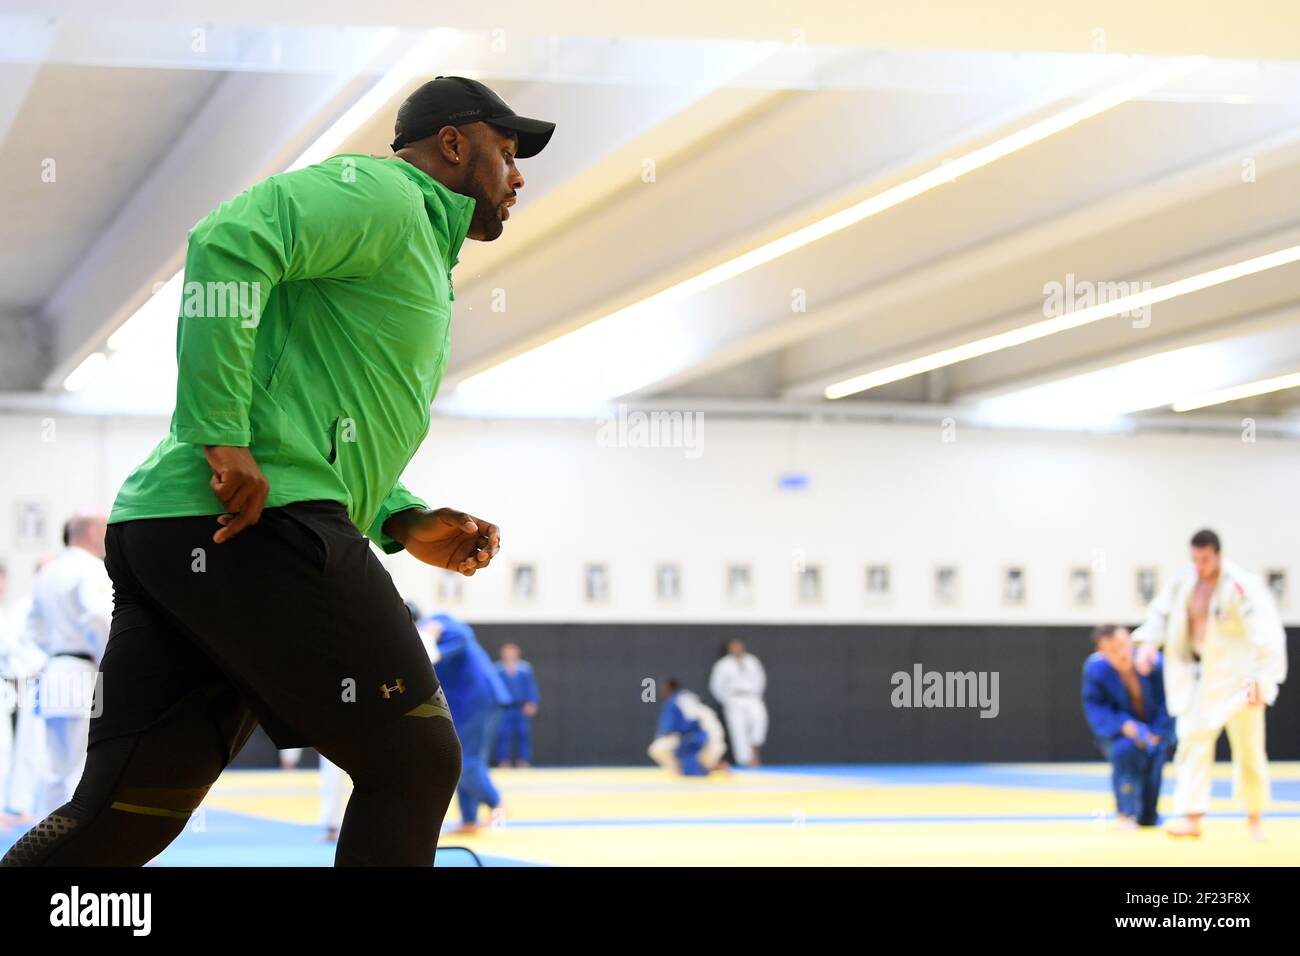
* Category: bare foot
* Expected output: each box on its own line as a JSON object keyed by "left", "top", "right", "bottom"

{"left": 322, "top": 827, "right": 339, "bottom": 843}
{"left": 450, "top": 822, "right": 480, "bottom": 835}
{"left": 1115, "top": 815, "right": 1139, "bottom": 831}
{"left": 1166, "top": 817, "right": 1202, "bottom": 838}
{"left": 1248, "top": 820, "right": 1266, "bottom": 841}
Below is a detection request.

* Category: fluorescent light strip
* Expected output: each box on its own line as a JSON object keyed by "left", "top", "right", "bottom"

{"left": 974, "top": 343, "right": 1223, "bottom": 426}
{"left": 825, "top": 243, "right": 1300, "bottom": 399}
{"left": 63, "top": 353, "right": 107, "bottom": 392}
{"left": 458, "top": 56, "right": 1206, "bottom": 402}
{"left": 1172, "top": 370, "right": 1300, "bottom": 412}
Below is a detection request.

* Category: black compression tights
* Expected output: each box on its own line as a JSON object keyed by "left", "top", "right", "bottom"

{"left": 0, "top": 684, "right": 461, "bottom": 867}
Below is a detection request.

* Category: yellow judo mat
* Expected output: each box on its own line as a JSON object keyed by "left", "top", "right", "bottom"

{"left": 174, "top": 761, "right": 1300, "bottom": 866}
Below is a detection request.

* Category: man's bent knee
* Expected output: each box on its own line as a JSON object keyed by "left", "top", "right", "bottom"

{"left": 325, "top": 704, "right": 461, "bottom": 799}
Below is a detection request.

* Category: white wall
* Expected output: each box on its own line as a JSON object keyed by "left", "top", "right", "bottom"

{"left": 0, "top": 410, "right": 1296, "bottom": 625}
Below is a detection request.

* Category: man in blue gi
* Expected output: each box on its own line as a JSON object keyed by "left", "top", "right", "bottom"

{"left": 418, "top": 612, "right": 510, "bottom": 834}
{"left": 1082, "top": 624, "right": 1176, "bottom": 828}
{"left": 493, "top": 643, "right": 541, "bottom": 767}
{"left": 648, "top": 679, "right": 726, "bottom": 777}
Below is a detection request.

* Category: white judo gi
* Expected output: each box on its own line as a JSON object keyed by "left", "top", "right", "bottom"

{"left": 0, "top": 596, "right": 28, "bottom": 810}
{"left": 0, "top": 649, "right": 9, "bottom": 812}
{"left": 1, "top": 591, "right": 46, "bottom": 817}
{"left": 319, "top": 755, "right": 352, "bottom": 831}
{"left": 25, "top": 547, "right": 112, "bottom": 817}
{"left": 709, "top": 652, "right": 768, "bottom": 765}
{"left": 1133, "top": 560, "right": 1287, "bottom": 817}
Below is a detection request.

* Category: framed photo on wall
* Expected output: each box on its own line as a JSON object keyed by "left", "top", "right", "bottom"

{"left": 13, "top": 499, "right": 47, "bottom": 550}
{"left": 725, "top": 563, "right": 753, "bottom": 605}
{"left": 1069, "top": 567, "right": 1092, "bottom": 606}
{"left": 655, "top": 562, "right": 681, "bottom": 602}
{"left": 1136, "top": 567, "right": 1158, "bottom": 605}
{"left": 797, "top": 564, "right": 822, "bottom": 604}
{"left": 1003, "top": 566, "right": 1026, "bottom": 605}
{"left": 511, "top": 563, "right": 537, "bottom": 603}
{"left": 934, "top": 565, "right": 959, "bottom": 606}
{"left": 584, "top": 562, "right": 610, "bottom": 603}
{"left": 865, "top": 564, "right": 891, "bottom": 601}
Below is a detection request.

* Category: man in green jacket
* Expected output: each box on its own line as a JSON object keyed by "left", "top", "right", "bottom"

{"left": 2, "top": 77, "right": 555, "bottom": 867}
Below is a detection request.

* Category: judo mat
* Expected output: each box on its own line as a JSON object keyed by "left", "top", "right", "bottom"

{"left": 3, "top": 762, "right": 1297, "bottom": 866}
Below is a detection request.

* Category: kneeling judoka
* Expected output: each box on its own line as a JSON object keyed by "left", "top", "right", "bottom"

{"left": 648, "top": 679, "right": 727, "bottom": 776}
{"left": 1082, "top": 624, "right": 1175, "bottom": 828}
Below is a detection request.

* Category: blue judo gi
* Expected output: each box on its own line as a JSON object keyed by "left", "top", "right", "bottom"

{"left": 424, "top": 613, "right": 511, "bottom": 824}
{"left": 1082, "top": 652, "right": 1176, "bottom": 826}
{"left": 493, "top": 659, "right": 541, "bottom": 765}
{"left": 656, "top": 691, "right": 711, "bottom": 777}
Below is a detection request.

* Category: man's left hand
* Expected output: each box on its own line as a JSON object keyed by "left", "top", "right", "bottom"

{"left": 385, "top": 508, "right": 500, "bottom": 575}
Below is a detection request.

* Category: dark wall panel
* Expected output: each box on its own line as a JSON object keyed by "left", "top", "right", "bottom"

{"left": 233, "top": 624, "right": 1300, "bottom": 767}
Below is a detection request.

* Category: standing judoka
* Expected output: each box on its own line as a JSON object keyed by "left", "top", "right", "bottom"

{"left": 493, "top": 643, "right": 540, "bottom": 767}
{"left": 1, "top": 559, "right": 49, "bottom": 823}
{"left": 418, "top": 612, "right": 509, "bottom": 834}
{"left": 27, "top": 515, "right": 112, "bottom": 817}
{"left": 709, "top": 639, "right": 768, "bottom": 767}
{"left": 1134, "top": 529, "right": 1287, "bottom": 839}
{"left": 0, "top": 564, "right": 15, "bottom": 828}
{"left": 1083, "top": 624, "right": 1175, "bottom": 828}
{"left": 648, "top": 679, "right": 727, "bottom": 776}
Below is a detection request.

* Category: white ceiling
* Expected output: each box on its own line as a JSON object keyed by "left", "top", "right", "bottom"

{"left": 2, "top": 4, "right": 1300, "bottom": 431}
{"left": 0, "top": 65, "right": 222, "bottom": 310}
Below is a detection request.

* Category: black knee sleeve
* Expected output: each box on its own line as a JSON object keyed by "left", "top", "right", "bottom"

{"left": 337, "top": 710, "right": 462, "bottom": 796}
{"left": 326, "top": 712, "right": 463, "bottom": 867}
{"left": 410, "top": 714, "right": 463, "bottom": 804}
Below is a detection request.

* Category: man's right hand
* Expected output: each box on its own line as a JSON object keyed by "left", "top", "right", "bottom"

{"left": 203, "top": 445, "right": 270, "bottom": 543}
{"left": 1134, "top": 642, "right": 1159, "bottom": 676}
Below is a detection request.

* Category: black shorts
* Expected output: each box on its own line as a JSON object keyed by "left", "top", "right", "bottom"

{"left": 93, "top": 500, "right": 440, "bottom": 750}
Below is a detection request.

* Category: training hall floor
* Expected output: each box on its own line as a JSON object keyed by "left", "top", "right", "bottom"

{"left": 3, "top": 763, "right": 1297, "bottom": 866}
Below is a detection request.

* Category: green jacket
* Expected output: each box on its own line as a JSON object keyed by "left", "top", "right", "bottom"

{"left": 109, "top": 154, "right": 475, "bottom": 554}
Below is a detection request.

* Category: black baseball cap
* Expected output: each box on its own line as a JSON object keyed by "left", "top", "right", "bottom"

{"left": 391, "top": 76, "right": 556, "bottom": 158}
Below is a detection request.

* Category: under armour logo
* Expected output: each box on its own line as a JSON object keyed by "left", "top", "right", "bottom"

{"left": 380, "top": 679, "right": 406, "bottom": 699}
